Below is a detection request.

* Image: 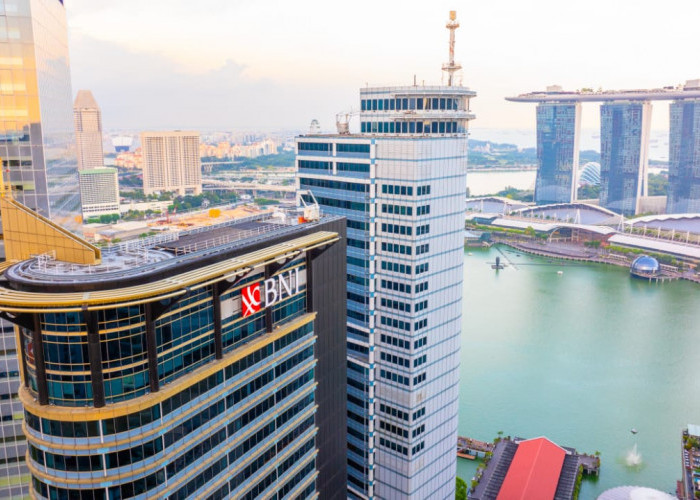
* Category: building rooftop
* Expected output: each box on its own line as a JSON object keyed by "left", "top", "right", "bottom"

{"left": 3, "top": 212, "right": 341, "bottom": 292}
{"left": 497, "top": 437, "right": 566, "bottom": 500}
{"left": 507, "top": 86, "right": 700, "bottom": 103}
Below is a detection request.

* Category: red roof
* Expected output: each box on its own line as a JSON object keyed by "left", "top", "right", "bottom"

{"left": 496, "top": 437, "right": 566, "bottom": 500}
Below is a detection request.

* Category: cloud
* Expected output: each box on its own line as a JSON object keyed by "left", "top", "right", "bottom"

{"left": 69, "top": 35, "right": 356, "bottom": 132}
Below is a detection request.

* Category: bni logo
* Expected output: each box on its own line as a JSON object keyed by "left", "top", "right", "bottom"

{"left": 241, "top": 283, "right": 262, "bottom": 317}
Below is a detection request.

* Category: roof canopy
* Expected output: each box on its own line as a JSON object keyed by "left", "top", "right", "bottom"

{"left": 497, "top": 437, "right": 566, "bottom": 500}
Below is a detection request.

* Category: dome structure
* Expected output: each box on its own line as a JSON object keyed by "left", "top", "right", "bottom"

{"left": 630, "top": 255, "right": 660, "bottom": 277}
{"left": 579, "top": 162, "right": 601, "bottom": 186}
{"left": 597, "top": 486, "right": 676, "bottom": 500}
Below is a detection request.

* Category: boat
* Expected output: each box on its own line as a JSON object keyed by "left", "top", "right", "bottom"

{"left": 557, "top": 271, "right": 563, "bottom": 275}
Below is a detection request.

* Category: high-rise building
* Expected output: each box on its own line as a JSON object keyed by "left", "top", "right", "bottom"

{"left": 141, "top": 131, "right": 202, "bottom": 196}
{"left": 0, "top": 319, "right": 27, "bottom": 500}
{"left": 0, "top": 199, "right": 347, "bottom": 499}
{"left": 534, "top": 102, "right": 581, "bottom": 204}
{"left": 0, "top": 0, "right": 80, "bottom": 227}
{"left": 667, "top": 98, "right": 700, "bottom": 214}
{"left": 79, "top": 168, "right": 120, "bottom": 218}
{"left": 74, "top": 90, "right": 105, "bottom": 171}
{"left": 599, "top": 101, "right": 652, "bottom": 216}
{"left": 296, "top": 12, "right": 474, "bottom": 499}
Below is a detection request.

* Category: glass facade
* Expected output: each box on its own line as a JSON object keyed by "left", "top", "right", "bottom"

{"left": 10, "top": 246, "right": 329, "bottom": 499}
{"left": 667, "top": 99, "right": 700, "bottom": 214}
{"left": 0, "top": 319, "right": 28, "bottom": 500}
{"left": 534, "top": 103, "right": 580, "bottom": 204}
{"left": 599, "top": 101, "right": 651, "bottom": 216}
{"left": 0, "top": 0, "right": 80, "bottom": 228}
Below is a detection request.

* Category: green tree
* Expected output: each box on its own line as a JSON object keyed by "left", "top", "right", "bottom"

{"left": 455, "top": 477, "right": 467, "bottom": 500}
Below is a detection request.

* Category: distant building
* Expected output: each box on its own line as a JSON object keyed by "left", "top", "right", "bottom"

{"left": 0, "top": 0, "right": 81, "bottom": 228}
{"left": 579, "top": 162, "right": 601, "bottom": 186}
{"left": 74, "top": 90, "right": 105, "bottom": 171}
{"left": 534, "top": 103, "right": 581, "bottom": 204}
{"left": 79, "top": 168, "right": 120, "bottom": 218}
{"left": 141, "top": 131, "right": 202, "bottom": 195}
{"left": 599, "top": 101, "right": 652, "bottom": 216}
{"left": 112, "top": 135, "right": 134, "bottom": 153}
{"left": 667, "top": 98, "right": 700, "bottom": 214}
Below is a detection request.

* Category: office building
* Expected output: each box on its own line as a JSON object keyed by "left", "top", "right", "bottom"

{"left": 0, "top": 0, "right": 80, "bottom": 228}
{"left": 0, "top": 193, "right": 347, "bottom": 499}
{"left": 0, "top": 319, "right": 27, "bottom": 500}
{"left": 79, "top": 168, "right": 120, "bottom": 218}
{"left": 667, "top": 98, "right": 700, "bottom": 214}
{"left": 142, "top": 131, "right": 202, "bottom": 196}
{"left": 74, "top": 90, "right": 105, "bottom": 171}
{"left": 297, "top": 12, "right": 474, "bottom": 499}
{"left": 534, "top": 102, "right": 581, "bottom": 204}
{"left": 599, "top": 101, "right": 651, "bottom": 216}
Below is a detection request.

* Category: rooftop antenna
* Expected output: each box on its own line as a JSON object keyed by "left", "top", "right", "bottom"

{"left": 442, "top": 11, "right": 462, "bottom": 86}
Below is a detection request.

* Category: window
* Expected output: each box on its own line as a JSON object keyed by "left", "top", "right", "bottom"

{"left": 381, "top": 184, "right": 413, "bottom": 196}
{"left": 298, "top": 160, "right": 330, "bottom": 170}
{"left": 298, "top": 142, "right": 331, "bottom": 152}
{"left": 380, "top": 279, "right": 411, "bottom": 294}
{"left": 337, "top": 161, "right": 370, "bottom": 173}
{"left": 414, "top": 318, "right": 428, "bottom": 331}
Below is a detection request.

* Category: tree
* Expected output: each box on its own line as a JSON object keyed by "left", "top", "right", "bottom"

{"left": 455, "top": 477, "right": 467, "bottom": 500}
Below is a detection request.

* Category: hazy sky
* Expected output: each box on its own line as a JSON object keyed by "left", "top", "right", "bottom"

{"left": 67, "top": 0, "right": 700, "bottom": 135}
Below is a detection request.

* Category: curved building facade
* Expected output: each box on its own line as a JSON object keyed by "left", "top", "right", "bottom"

{"left": 0, "top": 216, "right": 347, "bottom": 499}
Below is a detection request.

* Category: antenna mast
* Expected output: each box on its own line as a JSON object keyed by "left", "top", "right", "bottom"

{"left": 442, "top": 11, "right": 462, "bottom": 86}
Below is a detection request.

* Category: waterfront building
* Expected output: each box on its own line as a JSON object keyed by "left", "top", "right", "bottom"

{"left": 79, "top": 168, "right": 120, "bottom": 218}
{"left": 74, "top": 90, "right": 105, "bottom": 171}
{"left": 534, "top": 102, "right": 581, "bottom": 204}
{"left": 0, "top": 0, "right": 81, "bottom": 228}
{"left": 599, "top": 101, "right": 652, "bottom": 216}
{"left": 667, "top": 97, "right": 700, "bottom": 214}
{"left": 141, "top": 131, "right": 202, "bottom": 196}
{"left": 680, "top": 424, "right": 700, "bottom": 499}
{"left": 297, "top": 12, "right": 475, "bottom": 499}
{"left": 470, "top": 437, "right": 599, "bottom": 500}
{"left": 0, "top": 194, "right": 347, "bottom": 499}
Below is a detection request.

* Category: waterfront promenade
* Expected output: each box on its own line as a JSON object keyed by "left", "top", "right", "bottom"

{"left": 488, "top": 236, "right": 700, "bottom": 284}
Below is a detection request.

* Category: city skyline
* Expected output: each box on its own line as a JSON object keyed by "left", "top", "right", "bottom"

{"left": 66, "top": 0, "right": 699, "bottom": 132}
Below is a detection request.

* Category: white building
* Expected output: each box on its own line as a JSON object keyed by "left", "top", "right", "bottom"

{"left": 141, "top": 131, "right": 202, "bottom": 195}
{"left": 74, "top": 90, "right": 105, "bottom": 171}
{"left": 79, "top": 168, "right": 120, "bottom": 217}
{"left": 296, "top": 13, "right": 476, "bottom": 499}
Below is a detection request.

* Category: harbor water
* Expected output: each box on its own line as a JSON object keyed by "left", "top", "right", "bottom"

{"left": 457, "top": 246, "right": 700, "bottom": 498}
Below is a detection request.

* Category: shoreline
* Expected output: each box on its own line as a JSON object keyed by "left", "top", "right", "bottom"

{"left": 490, "top": 239, "right": 700, "bottom": 285}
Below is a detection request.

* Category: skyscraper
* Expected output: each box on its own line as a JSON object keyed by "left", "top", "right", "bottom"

{"left": 534, "top": 102, "right": 581, "bottom": 204}
{"left": 141, "top": 131, "right": 202, "bottom": 196}
{"left": 667, "top": 98, "right": 700, "bottom": 214}
{"left": 74, "top": 90, "right": 105, "bottom": 171}
{"left": 297, "top": 12, "right": 475, "bottom": 499}
{"left": 0, "top": 197, "right": 348, "bottom": 499}
{"left": 599, "top": 101, "right": 651, "bottom": 216}
{"left": 0, "top": 0, "right": 80, "bottom": 227}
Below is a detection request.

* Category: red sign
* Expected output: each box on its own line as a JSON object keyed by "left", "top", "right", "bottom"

{"left": 241, "top": 283, "right": 262, "bottom": 317}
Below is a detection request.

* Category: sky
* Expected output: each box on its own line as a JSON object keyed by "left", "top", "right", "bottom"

{"left": 67, "top": 0, "right": 700, "bottom": 136}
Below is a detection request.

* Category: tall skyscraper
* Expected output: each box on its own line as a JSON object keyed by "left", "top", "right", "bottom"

{"left": 534, "top": 102, "right": 581, "bottom": 204}
{"left": 297, "top": 12, "right": 475, "bottom": 499}
{"left": 0, "top": 0, "right": 80, "bottom": 227}
{"left": 0, "top": 318, "right": 27, "bottom": 500}
{"left": 74, "top": 90, "right": 105, "bottom": 171}
{"left": 141, "top": 131, "right": 202, "bottom": 196}
{"left": 0, "top": 196, "right": 348, "bottom": 499}
{"left": 667, "top": 97, "right": 700, "bottom": 214}
{"left": 599, "top": 101, "right": 651, "bottom": 216}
